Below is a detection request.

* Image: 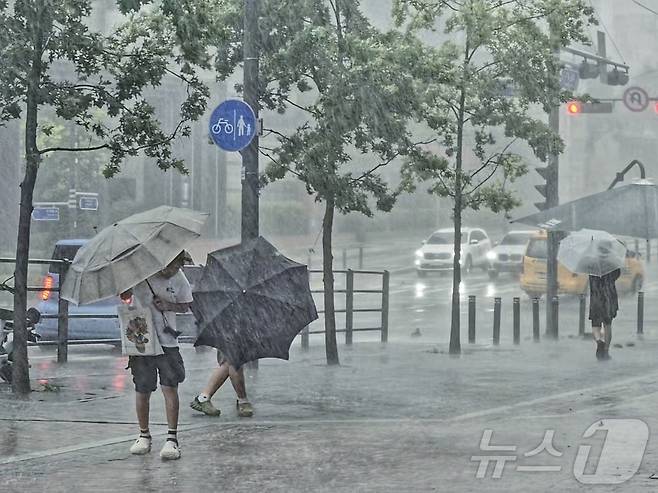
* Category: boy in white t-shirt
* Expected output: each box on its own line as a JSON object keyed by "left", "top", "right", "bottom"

{"left": 121, "top": 251, "right": 193, "bottom": 460}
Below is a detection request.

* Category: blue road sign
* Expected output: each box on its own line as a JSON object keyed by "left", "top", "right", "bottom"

{"left": 79, "top": 196, "right": 99, "bottom": 211}
{"left": 209, "top": 99, "right": 257, "bottom": 152}
{"left": 32, "top": 207, "right": 60, "bottom": 221}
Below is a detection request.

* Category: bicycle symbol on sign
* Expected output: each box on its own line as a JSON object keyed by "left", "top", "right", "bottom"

{"left": 211, "top": 118, "right": 234, "bottom": 135}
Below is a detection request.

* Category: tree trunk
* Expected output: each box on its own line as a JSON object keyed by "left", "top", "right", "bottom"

{"left": 449, "top": 40, "right": 470, "bottom": 356}
{"left": 13, "top": 3, "right": 44, "bottom": 394}
{"left": 449, "top": 152, "right": 463, "bottom": 356}
{"left": 322, "top": 197, "right": 339, "bottom": 365}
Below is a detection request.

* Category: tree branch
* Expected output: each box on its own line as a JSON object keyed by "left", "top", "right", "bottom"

{"left": 351, "top": 139, "right": 437, "bottom": 184}
{"left": 466, "top": 161, "right": 502, "bottom": 196}
{"left": 39, "top": 143, "right": 110, "bottom": 154}
{"left": 259, "top": 150, "right": 304, "bottom": 179}
{"left": 469, "top": 138, "right": 517, "bottom": 179}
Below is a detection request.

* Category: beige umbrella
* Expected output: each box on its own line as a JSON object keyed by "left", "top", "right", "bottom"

{"left": 61, "top": 206, "right": 208, "bottom": 305}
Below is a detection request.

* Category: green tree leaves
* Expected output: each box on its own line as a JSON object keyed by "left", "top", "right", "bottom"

{"left": 396, "top": 0, "right": 594, "bottom": 214}
{"left": 0, "top": 1, "right": 209, "bottom": 177}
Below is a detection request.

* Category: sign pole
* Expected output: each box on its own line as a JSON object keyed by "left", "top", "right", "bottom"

{"left": 242, "top": 0, "right": 259, "bottom": 245}
{"left": 243, "top": 0, "right": 260, "bottom": 370}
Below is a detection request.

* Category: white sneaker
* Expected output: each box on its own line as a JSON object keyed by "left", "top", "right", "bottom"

{"left": 160, "top": 440, "right": 181, "bottom": 460}
{"left": 129, "top": 436, "right": 151, "bottom": 455}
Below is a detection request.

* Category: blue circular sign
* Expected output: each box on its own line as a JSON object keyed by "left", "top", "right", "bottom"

{"left": 209, "top": 99, "right": 257, "bottom": 152}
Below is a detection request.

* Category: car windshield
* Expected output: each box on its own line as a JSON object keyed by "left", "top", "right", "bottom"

{"left": 427, "top": 232, "right": 464, "bottom": 245}
{"left": 525, "top": 239, "right": 547, "bottom": 259}
{"left": 501, "top": 233, "right": 532, "bottom": 246}
{"left": 49, "top": 244, "right": 82, "bottom": 274}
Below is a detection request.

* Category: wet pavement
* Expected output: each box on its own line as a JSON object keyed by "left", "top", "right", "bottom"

{"left": 4, "top": 337, "right": 658, "bottom": 491}
{"left": 5, "top": 237, "right": 658, "bottom": 491}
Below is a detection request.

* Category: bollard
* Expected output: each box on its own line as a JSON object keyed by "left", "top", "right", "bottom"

{"left": 637, "top": 291, "right": 645, "bottom": 335}
{"left": 532, "top": 297, "right": 540, "bottom": 342}
{"left": 57, "top": 263, "right": 70, "bottom": 364}
{"left": 550, "top": 296, "right": 559, "bottom": 339}
{"left": 57, "top": 297, "right": 69, "bottom": 364}
{"left": 301, "top": 326, "right": 309, "bottom": 350}
{"left": 513, "top": 297, "right": 520, "bottom": 345}
{"left": 358, "top": 247, "right": 364, "bottom": 270}
{"left": 468, "top": 295, "right": 476, "bottom": 344}
{"left": 345, "top": 270, "right": 354, "bottom": 345}
{"left": 578, "top": 293, "right": 586, "bottom": 337}
{"left": 493, "top": 297, "right": 501, "bottom": 345}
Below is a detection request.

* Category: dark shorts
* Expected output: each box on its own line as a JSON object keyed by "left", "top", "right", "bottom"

{"left": 216, "top": 349, "right": 228, "bottom": 366}
{"left": 591, "top": 318, "right": 613, "bottom": 328}
{"left": 129, "top": 347, "right": 185, "bottom": 393}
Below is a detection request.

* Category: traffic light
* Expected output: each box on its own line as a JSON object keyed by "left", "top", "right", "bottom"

{"left": 534, "top": 166, "right": 552, "bottom": 211}
{"left": 567, "top": 101, "right": 581, "bottom": 114}
{"left": 578, "top": 60, "right": 599, "bottom": 79}
{"left": 565, "top": 100, "right": 613, "bottom": 114}
{"left": 607, "top": 68, "right": 629, "bottom": 86}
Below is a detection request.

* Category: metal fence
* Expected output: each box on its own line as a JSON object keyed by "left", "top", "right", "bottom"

{"left": 0, "top": 257, "right": 390, "bottom": 362}
{"left": 300, "top": 269, "right": 390, "bottom": 349}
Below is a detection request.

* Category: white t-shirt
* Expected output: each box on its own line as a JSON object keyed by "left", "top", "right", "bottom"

{"left": 133, "top": 270, "right": 193, "bottom": 348}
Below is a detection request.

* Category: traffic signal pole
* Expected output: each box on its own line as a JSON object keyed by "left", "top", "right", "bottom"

{"left": 542, "top": 31, "right": 628, "bottom": 339}
{"left": 546, "top": 105, "right": 560, "bottom": 339}
{"left": 544, "top": 25, "right": 561, "bottom": 339}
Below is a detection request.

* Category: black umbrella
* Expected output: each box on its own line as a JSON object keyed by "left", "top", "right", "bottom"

{"left": 513, "top": 180, "right": 658, "bottom": 239}
{"left": 191, "top": 237, "right": 318, "bottom": 368}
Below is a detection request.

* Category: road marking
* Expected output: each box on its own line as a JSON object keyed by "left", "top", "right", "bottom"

{"left": 4, "top": 370, "right": 658, "bottom": 465}
{"left": 0, "top": 421, "right": 217, "bottom": 465}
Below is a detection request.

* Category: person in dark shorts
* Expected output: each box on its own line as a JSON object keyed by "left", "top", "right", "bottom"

{"left": 190, "top": 350, "right": 254, "bottom": 418}
{"left": 589, "top": 268, "right": 621, "bottom": 361}
{"left": 122, "top": 251, "right": 193, "bottom": 460}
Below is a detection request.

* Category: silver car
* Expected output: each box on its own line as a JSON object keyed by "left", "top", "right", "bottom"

{"left": 415, "top": 227, "right": 492, "bottom": 276}
{"left": 486, "top": 230, "right": 535, "bottom": 279}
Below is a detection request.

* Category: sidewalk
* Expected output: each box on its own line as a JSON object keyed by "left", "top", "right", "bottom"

{"left": 4, "top": 336, "right": 658, "bottom": 491}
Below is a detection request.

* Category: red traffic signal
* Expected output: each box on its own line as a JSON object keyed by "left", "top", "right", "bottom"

{"left": 567, "top": 101, "right": 582, "bottom": 114}
{"left": 566, "top": 100, "right": 613, "bottom": 114}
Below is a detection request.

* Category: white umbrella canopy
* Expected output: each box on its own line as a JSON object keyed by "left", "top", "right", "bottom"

{"left": 61, "top": 206, "right": 208, "bottom": 305}
{"left": 557, "top": 229, "right": 626, "bottom": 277}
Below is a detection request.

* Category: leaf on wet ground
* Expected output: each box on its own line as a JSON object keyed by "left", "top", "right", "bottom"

{"left": 33, "top": 382, "right": 63, "bottom": 392}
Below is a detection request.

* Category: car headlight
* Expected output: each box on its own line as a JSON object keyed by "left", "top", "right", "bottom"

{"left": 486, "top": 251, "right": 497, "bottom": 261}
{"left": 415, "top": 249, "right": 424, "bottom": 259}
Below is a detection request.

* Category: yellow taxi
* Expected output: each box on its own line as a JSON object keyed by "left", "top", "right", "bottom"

{"left": 520, "top": 231, "right": 645, "bottom": 298}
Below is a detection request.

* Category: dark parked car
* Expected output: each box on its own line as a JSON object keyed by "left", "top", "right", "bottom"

{"left": 36, "top": 240, "right": 200, "bottom": 346}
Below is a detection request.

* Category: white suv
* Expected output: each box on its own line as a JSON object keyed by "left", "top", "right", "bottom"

{"left": 415, "top": 227, "right": 492, "bottom": 277}
{"left": 486, "top": 230, "right": 535, "bottom": 279}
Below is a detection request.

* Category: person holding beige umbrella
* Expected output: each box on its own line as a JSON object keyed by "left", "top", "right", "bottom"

{"left": 61, "top": 205, "right": 208, "bottom": 460}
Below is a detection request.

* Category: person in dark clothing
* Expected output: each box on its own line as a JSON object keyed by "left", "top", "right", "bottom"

{"left": 589, "top": 268, "right": 621, "bottom": 361}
